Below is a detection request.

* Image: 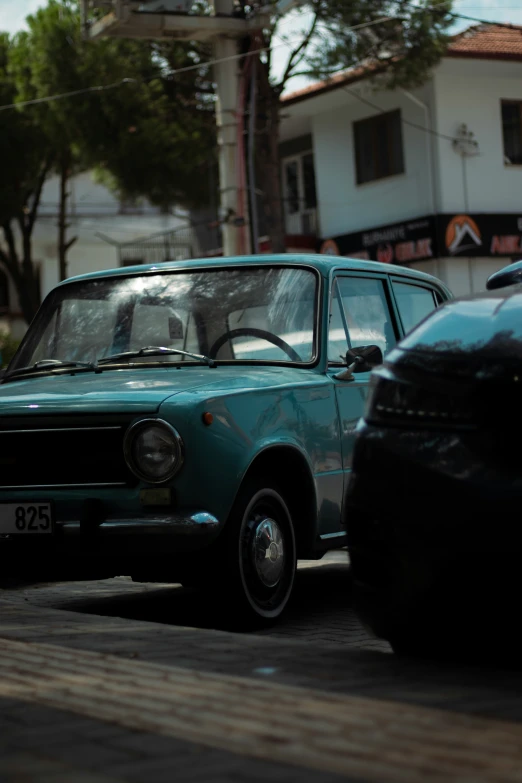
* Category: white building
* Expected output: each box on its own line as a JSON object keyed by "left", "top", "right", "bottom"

{"left": 279, "top": 24, "right": 522, "bottom": 296}
{"left": 0, "top": 171, "right": 199, "bottom": 339}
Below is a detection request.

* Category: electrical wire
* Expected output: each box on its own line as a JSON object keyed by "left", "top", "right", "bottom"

{"left": 342, "top": 86, "right": 459, "bottom": 142}
{"left": 404, "top": 0, "right": 522, "bottom": 30}
{"left": 0, "top": 1, "right": 516, "bottom": 129}
{"left": 0, "top": 78, "right": 137, "bottom": 113}
{"left": 0, "top": 14, "right": 396, "bottom": 113}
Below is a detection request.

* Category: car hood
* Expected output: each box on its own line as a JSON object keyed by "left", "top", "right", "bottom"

{"left": 0, "top": 365, "right": 314, "bottom": 417}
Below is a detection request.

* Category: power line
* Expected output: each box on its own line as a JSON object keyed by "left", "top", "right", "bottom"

{"left": 0, "top": 14, "right": 395, "bottom": 113}
{"left": 0, "top": 3, "right": 517, "bottom": 114}
{"left": 342, "top": 85, "right": 459, "bottom": 143}
{"left": 405, "top": 0, "right": 522, "bottom": 30}
{"left": 0, "top": 78, "right": 137, "bottom": 113}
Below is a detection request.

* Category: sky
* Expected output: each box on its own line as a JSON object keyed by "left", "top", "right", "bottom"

{"left": 1, "top": 0, "right": 521, "bottom": 94}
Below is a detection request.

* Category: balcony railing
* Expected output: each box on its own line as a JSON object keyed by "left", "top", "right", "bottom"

{"left": 80, "top": 0, "right": 267, "bottom": 41}
{"left": 283, "top": 201, "right": 318, "bottom": 237}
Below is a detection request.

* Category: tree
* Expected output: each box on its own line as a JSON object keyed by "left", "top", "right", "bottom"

{"left": 0, "top": 33, "right": 52, "bottom": 325}
{"left": 0, "top": 0, "right": 216, "bottom": 323}
{"left": 247, "top": 0, "right": 454, "bottom": 251}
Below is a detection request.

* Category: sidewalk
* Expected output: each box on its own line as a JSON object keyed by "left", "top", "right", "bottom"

{"left": 1, "top": 559, "right": 522, "bottom": 782}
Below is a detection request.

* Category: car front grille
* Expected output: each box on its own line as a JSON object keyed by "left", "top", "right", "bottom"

{"left": 0, "top": 416, "right": 136, "bottom": 489}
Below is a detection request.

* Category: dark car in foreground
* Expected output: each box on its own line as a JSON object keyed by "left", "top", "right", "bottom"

{"left": 345, "top": 261, "right": 522, "bottom": 657}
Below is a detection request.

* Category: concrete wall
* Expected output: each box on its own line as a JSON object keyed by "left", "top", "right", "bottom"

{"left": 310, "top": 84, "right": 435, "bottom": 238}
{"left": 433, "top": 59, "right": 522, "bottom": 214}
{"left": 408, "top": 256, "right": 509, "bottom": 297}
{"left": 3, "top": 170, "right": 188, "bottom": 337}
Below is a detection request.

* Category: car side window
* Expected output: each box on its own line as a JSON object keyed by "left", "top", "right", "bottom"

{"left": 329, "top": 277, "right": 396, "bottom": 361}
{"left": 327, "top": 288, "right": 349, "bottom": 362}
{"left": 392, "top": 281, "right": 437, "bottom": 335}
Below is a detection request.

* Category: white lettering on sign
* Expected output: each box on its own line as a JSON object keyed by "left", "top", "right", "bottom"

{"left": 490, "top": 235, "right": 522, "bottom": 254}
{"left": 362, "top": 226, "right": 406, "bottom": 248}
{"left": 395, "top": 238, "right": 433, "bottom": 263}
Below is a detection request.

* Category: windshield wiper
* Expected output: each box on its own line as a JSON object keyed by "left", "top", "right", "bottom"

{"left": 2, "top": 359, "right": 98, "bottom": 382}
{"left": 96, "top": 346, "right": 216, "bottom": 368}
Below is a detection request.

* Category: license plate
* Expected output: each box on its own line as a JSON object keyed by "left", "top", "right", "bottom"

{"left": 0, "top": 503, "right": 54, "bottom": 535}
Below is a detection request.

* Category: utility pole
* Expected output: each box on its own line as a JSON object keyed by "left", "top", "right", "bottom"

{"left": 213, "top": 0, "right": 240, "bottom": 256}
{"left": 81, "top": 1, "right": 267, "bottom": 258}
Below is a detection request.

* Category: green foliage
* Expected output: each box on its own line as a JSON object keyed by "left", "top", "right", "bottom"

{"left": 266, "top": 0, "right": 454, "bottom": 90}
{"left": 302, "top": 0, "right": 454, "bottom": 89}
{"left": 7, "top": 0, "right": 216, "bottom": 209}
{"left": 0, "top": 0, "right": 217, "bottom": 322}
{"left": 0, "top": 331, "right": 21, "bottom": 368}
{"left": 0, "top": 34, "right": 52, "bottom": 227}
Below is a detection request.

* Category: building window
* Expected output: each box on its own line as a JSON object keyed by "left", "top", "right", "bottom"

{"left": 282, "top": 152, "right": 317, "bottom": 235}
{"left": 501, "top": 100, "right": 522, "bottom": 165}
{"left": 353, "top": 110, "right": 404, "bottom": 185}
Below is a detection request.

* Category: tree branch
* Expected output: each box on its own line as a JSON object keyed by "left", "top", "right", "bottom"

{"left": 2, "top": 222, "right": 19, "bottom": 269}
{"left": 277, "top": 12, "right": 319, "bottom": 90}
{"left": 285, "top": 53, "right": 400, "bottom": 86}
{"left": 0, "top": 245, "right": 13, "bottom": 276}
{"left": 27, "top": 152, "right": 54, "bottom": 235}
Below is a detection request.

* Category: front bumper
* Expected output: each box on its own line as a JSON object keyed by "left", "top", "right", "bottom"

{"left": 60, "top": 510, "right": 219, "bottom": 537}
{"left": 0, "top": 507, "right": 220, "bottom": 579}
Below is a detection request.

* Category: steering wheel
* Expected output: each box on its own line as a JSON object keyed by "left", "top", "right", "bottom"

{"left": 209, "top": 328, "right": 302, "bottom": 362}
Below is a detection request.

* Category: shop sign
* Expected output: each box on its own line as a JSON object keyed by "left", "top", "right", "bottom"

{"left": 319, "top": 214, "right": 522, "bottom": 262}
{"left": 438, "top": 214, "right": 522, "bottom": 257}
{"left": 318, "top": 217, "right": 436, "bottom": 263}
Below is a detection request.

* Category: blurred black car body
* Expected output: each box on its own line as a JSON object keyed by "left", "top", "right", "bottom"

{"left": 345, "top": 261, "right": 522, "bottom": 657}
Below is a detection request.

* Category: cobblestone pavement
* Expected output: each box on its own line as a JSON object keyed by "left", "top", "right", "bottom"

{"left": 2, "top": 552, "right": 522, "bottom": 782}
{"left": 1, "top": 552, "right": 386, "bottom": 651}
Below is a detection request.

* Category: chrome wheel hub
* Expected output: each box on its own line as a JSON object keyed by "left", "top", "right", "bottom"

{"left": 252, "top": 517, "right": 285, "bottom": 588}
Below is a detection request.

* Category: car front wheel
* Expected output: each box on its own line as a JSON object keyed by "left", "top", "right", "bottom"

{"left": 216, "top": 478, "right": 297, "bottom": 629}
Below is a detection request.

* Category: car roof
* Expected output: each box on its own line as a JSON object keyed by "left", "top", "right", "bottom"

{"left": 58, "top": 254, "right": 448, "bottom": 290}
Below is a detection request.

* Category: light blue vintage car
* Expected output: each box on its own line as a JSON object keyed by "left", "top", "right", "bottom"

{"left": 0, "top": 255, "right": 450, "bottom": 626}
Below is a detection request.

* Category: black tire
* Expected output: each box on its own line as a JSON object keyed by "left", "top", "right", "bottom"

{"left": 213, "top": 477, "right": 297, "bottom": 630}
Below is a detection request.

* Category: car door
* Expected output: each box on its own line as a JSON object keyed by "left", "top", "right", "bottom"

{"left": 327, "top": 274, "right": 399, "bottom": 514}
{"left": 390, "top": 277, "right": 444, "bottom": 336}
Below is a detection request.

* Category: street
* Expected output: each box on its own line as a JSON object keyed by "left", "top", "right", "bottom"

{"left": 2, "top": 553, "right": 522, "bottom": 783}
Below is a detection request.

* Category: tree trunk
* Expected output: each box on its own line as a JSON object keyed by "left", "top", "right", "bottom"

{"left": 0, "top": 222, "right": 40, "bottom": 326}
{"left": 257, "top": 67, "right": 286, "bottom": 254}
{"left": 58, "top": 151, "right": 77, "bottom": 282}
{"left": 0, "top": 153, "right": 54, "bottom": 325}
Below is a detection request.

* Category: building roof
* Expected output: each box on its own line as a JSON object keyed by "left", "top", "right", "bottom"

{"left": 282, "top": 24, "right": 522, "bottom": 105}
{"left": 449, "top": 23, "right": 522, "bottom": 60}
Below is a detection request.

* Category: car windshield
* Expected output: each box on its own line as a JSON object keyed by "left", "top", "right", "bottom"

{"left": 11, "top": 266, "right": 318, "bottom": 370}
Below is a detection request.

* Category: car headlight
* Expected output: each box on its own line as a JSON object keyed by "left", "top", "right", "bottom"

{"left": 124, "top": 419, "right": 184, "bottom": 483}
{"left": 365, "top": 372, "right": 473, "bottom": 427}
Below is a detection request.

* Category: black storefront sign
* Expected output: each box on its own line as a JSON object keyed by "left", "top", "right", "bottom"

{"left": 438, "top": 213, "right": 522, "bottom": 258}
{"left": 319, "top": 213, "right": 522, "bottom": 262}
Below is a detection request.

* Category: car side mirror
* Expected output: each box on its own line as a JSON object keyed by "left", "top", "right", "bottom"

{"left": 333, "top": 344, "right": 383, "bottom": 381}
{"left": 346, "top": 344, "right": 383, "bottom": 373}
{"left": 486, "top": 260, "right": 522, "bottom": 291}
